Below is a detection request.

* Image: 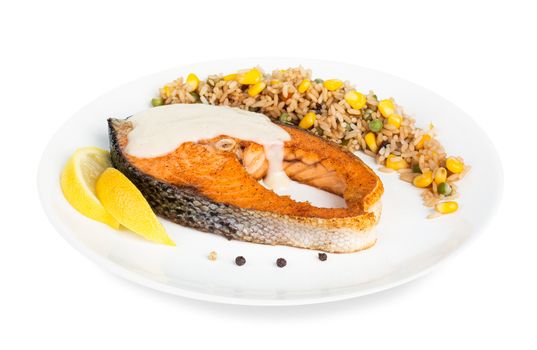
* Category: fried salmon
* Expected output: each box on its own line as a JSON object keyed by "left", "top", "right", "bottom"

{"left": 108, "top": 106, "right": 383, "bottom": 253}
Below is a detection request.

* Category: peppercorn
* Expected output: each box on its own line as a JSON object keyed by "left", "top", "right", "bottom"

{"left": 235, "top": 256, "right": 246, "bottom": 266}
{"left": 276, "top": 258, "right": 287, "bottom": 268}
{"left": 318, "top": 253, "right": 327, "bottom": 261}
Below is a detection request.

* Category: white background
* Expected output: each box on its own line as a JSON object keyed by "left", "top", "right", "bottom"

{"left": 1, "top": 0, "right": 536, "bottom": 349}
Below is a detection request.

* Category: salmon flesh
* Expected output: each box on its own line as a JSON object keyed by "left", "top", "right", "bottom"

{"left": 108, "top": 117, "right": 383, "bottom": 253}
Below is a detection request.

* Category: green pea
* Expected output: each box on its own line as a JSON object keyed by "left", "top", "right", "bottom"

{"left": 437, "top": 182, "right": 452, "bottom": 196}
{"left": 412, "top": 163, "right": 421, "bottom": 173}
{"left": 190, "top": 92, "right": 200, "bottom": 102}
{"left": 368, "top": 119, "right": 383, "bottom": 132}
{"left": 363, "top": 108, "right": 373, "bottom": 119}
{"left": 279, "top": 113, "right": 289, "bottom": 123}
{"left": 314, "top": 78, "right": 324, "bottom": 84}
{"left": 151, "top": 97, "right": 163, "bottom": 107}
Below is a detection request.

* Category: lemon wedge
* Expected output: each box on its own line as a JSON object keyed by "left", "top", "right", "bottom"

{"left": 96, "top": 168, "right": 175, "bottom": 246}
{"left": 61, "top": 147, "right": 120, "bottom": 228}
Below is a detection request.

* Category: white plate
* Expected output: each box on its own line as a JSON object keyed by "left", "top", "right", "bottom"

{"left": 38, "top": 58, "right": 502, "bottom": 305}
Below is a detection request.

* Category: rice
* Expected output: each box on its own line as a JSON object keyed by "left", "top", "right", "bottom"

{"left": 157, "top": 66, "right": 469, "bottom": 211}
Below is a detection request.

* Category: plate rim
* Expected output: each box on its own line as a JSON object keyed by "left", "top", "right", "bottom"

{"left": 37, "top": 57, "right": 504, "bottom": 306}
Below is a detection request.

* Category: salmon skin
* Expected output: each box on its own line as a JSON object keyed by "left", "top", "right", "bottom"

{"left": 108, "top": 116, "right": 383, "bottom": 253}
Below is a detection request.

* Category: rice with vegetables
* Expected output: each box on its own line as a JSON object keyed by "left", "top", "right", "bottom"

{"left": 153, "top": 67, "right": 469, "bottom": 217}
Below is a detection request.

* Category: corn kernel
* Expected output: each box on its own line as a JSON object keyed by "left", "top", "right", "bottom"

{"left": 298, "top": 79, "right": 311, "bottom": 93}
{"left": 208, "top": 251, "right": 217, "bottom": 261}
{"left": 323, "top": 79, "right": 344, "bottom": 91}
{"left": 434, "top": 167, "right": 447, "bottom": 184}
{"left": 386, "top": 154, "right": 409, "bottom": 170}
{"left": 378, "top": 99, "right": 395, "bottom": 117}
{"left": 415, "top": 134, "right": 431, "bottom": 150}
{"left": 435, "top": 201, "right": 459, "bottom": 214}
{"left": 247, "top": 81, "right": 266, "bottom": 97}
{"left": 161, "top": 85, "right": 170, "bottom": 97}
{"left": 299, "top": 112, "right": 316, "bottom": 129}
{"left": 186, "top": 73, "right": 199, "bottom": 92}
{"left": 270, "top": 79, "right": 281, "bottom": 86}
{"left": 237, "top": 68, "right": 262, "bottom": 85}
{"left": 344, "top": 90, "right": 367, "bottom": 110}
{"left": 446, "top": 157, "right": 464, "bottom": 174}
{"left": 387, "top": 113, "right": 402, "bottom": 128}
{"left": 223, "top": 73, "right": 237, "bottom": 81}
{"left": 413, "top": 170, "right": 433, "bottom": 188}
{"left": 364, "top": 132, "right": 378, "bottom": 153}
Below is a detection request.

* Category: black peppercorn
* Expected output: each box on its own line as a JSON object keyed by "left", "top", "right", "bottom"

{"left": 276, "top": 258, "right": 287, "bottom": 268}
{"left": 235, "top": 256, "right": 246, "bottom": 266}
{"left": 318, "top": 253, "right": 327, "bottom": 261}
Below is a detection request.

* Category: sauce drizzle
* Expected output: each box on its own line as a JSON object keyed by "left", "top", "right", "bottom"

{"left": 125, "top": 104, "right": 292, "bottom": 190}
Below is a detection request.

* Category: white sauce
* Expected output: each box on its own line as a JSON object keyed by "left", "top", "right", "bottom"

{"left": 125, "top": 104, "right": 292, "bottom": 189}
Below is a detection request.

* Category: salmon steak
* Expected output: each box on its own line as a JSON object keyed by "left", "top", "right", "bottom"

{"left": 108, "top": 104, "right": 383, "bottom": 253}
